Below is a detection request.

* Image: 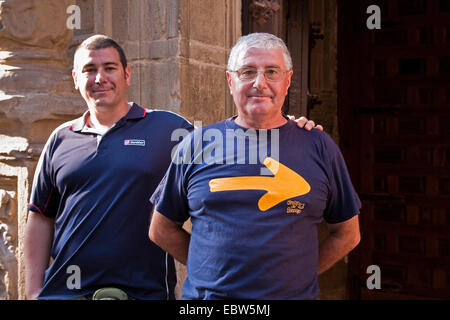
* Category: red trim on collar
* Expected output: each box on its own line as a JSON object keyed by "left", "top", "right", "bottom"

{"left": 142, "top": 109, "right": 147, "bottom": 118}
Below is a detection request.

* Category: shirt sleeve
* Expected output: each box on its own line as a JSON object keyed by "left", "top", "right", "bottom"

{"left": 28, "top": 131, "right": 60, "bottom": 218}
{"left": 154, "top": 135, "right": 192, "bottom": 223}
{"left": 322, "top": 134, "right": 361, "bottom": 224}
{"left": 149, "top": 113, "right": 194, "bottom": 207}
{"left": 149, "top": 171, "right": 167, "bottom": 206}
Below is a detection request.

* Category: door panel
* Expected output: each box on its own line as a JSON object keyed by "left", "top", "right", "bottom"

{"left": 340, "top": 0, "right": 450, "bottom": 299}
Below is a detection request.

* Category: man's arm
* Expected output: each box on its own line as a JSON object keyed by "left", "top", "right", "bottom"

{"left": 149, "top": 209, "right": 190, "bottom": 265}
{"left": 317, "top": 215, "right": 360, "bottom": 275}
{"left": 24, "top": 211, "right": 54, "bottom": 299}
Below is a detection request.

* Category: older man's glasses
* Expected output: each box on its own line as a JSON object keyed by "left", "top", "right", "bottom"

{"left": 230, "top": 67, "right": 289, "bottom": 82}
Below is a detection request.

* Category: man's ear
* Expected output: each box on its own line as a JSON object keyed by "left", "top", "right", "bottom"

{"left": 72, "top": 69, "right": 79, "bottom": 90}
{"left": 285, "top": 70, "right": 293, "bottom": 95}
{"left": 226, "top": 71, "right": 233, "bottom": 95}
{"left": 125, "top": 65, "right": 131, "bottom": 85}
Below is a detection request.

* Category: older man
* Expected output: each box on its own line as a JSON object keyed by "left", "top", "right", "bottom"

{"left": 149, "top": 33, "right": 361, "bottom": 300}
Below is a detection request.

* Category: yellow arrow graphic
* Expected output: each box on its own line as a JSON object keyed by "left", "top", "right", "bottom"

{"left": 209, "top": 157, "right": 311, "bottom": 211}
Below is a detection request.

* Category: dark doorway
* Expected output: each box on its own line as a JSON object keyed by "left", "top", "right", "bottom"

{"left": 339, "top": 0, "right": 450, "bottom": 299}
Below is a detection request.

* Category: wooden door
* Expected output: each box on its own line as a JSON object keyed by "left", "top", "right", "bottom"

{"left": 340, "top": 0, "right": 450, "bottom": 299}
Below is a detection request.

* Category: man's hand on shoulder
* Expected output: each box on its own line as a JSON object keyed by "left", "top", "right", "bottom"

{"left": 288, "top": 115, "right": 324, "bottom": 131}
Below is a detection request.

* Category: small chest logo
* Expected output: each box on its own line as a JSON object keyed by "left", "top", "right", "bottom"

{"left": 124, "top": 139, "right": 145, "bottom": 147}
{"left": 286, "top": 200, "right": 305, "bottom": 215}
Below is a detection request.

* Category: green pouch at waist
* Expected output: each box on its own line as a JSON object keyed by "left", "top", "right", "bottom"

{"left": 91, "top": 287, "right": 129, "bottom": 300}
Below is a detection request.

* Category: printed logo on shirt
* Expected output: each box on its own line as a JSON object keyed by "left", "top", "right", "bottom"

{"left": 286, "top": 200, "right": 305, "bottom": 215}
{"left": 209, "top": 157, "right": 311, "bottom": 211}
{"left": 124, "top": 139, "right": 145, "bottom": 147}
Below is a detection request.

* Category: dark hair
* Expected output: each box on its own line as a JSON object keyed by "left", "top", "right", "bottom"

{"left": 75, "top": 35, "right": 128, "bottom": 70}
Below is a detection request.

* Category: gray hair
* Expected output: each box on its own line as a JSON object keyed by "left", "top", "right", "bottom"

{"left": 227, "top": 33, "right": 293, "bottom": 71}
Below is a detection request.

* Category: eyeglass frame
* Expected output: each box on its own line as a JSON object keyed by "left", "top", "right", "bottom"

{"left": 228, "top": 67, "right": 291, "bottom": 82}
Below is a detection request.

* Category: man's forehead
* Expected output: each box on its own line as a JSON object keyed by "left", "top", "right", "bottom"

{"left": 74, "top": 47, "right": 120, "bottom": 66}
{"left": 236, "top": 47, "right": 285, "bottom": 68}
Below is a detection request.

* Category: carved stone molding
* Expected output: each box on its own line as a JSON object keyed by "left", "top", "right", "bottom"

{"left": 0, "top": 164, "right": 28, "bottom": 300}
{"left": 0, "top": 185, "right": 19, "bottom": 299}
{"left": 0, "top": 0, "right": 83, "bottom": 129}
{"left": 248, "top": 0, "right": 281, "bottom": 25}
{"left": 0, "top": 0, "right": 72, "bottom": 53}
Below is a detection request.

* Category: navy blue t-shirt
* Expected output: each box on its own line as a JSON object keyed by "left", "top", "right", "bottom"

{"left": 28, "top": 103, "right": 192, "bottom": 299}
{"left": 154, "top": 117, "right": 361, "bottom": 299}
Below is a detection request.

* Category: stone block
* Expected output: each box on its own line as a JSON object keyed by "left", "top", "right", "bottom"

{"left": 28, "top": 118, "right": 76, "bottom": 144}
{"left": 0, "top": 118, "right": 24, "bottom": 137}
{"left": 128, "top": 1, "right": 142, "bottom": 42}
{"left": 167, "top": 0, "right": 180, "bottom": 38}
{"left": 139, "top": 38, "right": 179, "bottom": 60}
{"left": 0, "top": 135, "right": 28, "bottom": 155}
{"left": 188, "top": 0, "right": 226, "bottom": 47}
{"left": 139, "top": 59, "right": 180, "bottom": 112}
{"left": 0, "top": 186, "right": 18, "bottom": 299}
{"left": 0, "top": 67, "right": 72, "bottom": 95}
{"left": 111, "top": 0, "right": 129, "bottom": 41}
{"left": 189, "top": 40, "right": 227, "bottom": 66}
{"left": 76, "top": 0, "right": 95, "bottom": 34}
{"left": 0, "top": 163, "right": 29, "bottom": 300}
{"left": 127, "top": 60, "right": 142, "bottom": 105}
{"left": 180, "top": 61, "right": 227, "bottom": 125}
{"left": 141, "top": 0, "right": 167, "bottom": 41}
{"left": 122, "top": 41, "right": 141, "bottom": 62}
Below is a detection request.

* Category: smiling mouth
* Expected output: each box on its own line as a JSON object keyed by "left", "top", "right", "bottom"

{"left": 93, "top": 89, "right": 111, "bottom": 94}
{"left": 249, "top": 95, "right": 271, "bottom": 99}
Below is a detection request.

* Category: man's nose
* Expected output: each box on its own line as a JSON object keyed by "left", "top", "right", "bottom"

{"left": 253, "top": 71, "right": 267, "bottom": 90}
{"left": 95, "top": 69, "right": 106, "bottom": 84}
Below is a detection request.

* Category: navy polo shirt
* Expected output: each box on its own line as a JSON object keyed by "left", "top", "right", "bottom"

{"left": 28, "top": 103, "right": 192, "bottom": 299}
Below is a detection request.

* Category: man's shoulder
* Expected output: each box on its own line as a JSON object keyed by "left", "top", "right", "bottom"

{"left": 36, "top": 116, "right": 84, "bottom": 157}
{"left": 48, "top": 117, "right": 83, "bottom": 139}
{"left": 284, "top": 122, "right": 343, "bottom": 160}
{"left": 198, "top": 119, "right": 229, "bottom": 131}
{"left": 181, "top": 119, "right": 228, "bottom": 141}
{"left": 289, "top": 122, "right": 334, "bottom": 144}
{"left": 144, "top": 108, "right": 192, "bottom": 129}
{"left": 146, "top": 108, "right": 187, "bottom": 121}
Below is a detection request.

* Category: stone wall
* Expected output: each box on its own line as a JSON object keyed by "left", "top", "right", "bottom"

{"left": 178, "top": 0, "right": 240, "bottom": 125}
{"left": 0, "top": 0, "right": 83, "bottom": 300}
{"left": 71, "top": 0, "right": 239, "bottom": 122}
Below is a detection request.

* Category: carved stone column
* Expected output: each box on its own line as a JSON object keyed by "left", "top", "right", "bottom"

{"left": 0, "top": 0, "right": 83, "bottom": 299}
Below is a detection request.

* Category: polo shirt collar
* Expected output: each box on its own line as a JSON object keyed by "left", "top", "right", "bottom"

{"left": 125, "top": 102, "right": 147, "bottom": 120}
{"left": 70, "top": 102, "right": 146, "bottom": 132}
